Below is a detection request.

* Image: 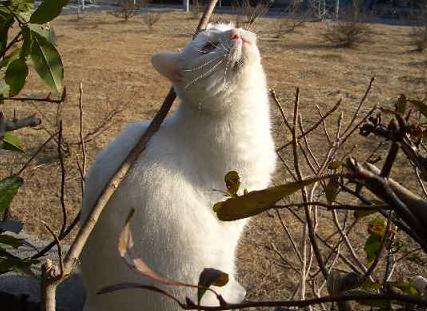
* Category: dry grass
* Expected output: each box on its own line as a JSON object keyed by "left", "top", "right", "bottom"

{"left": 1, "top": 11, "right": 427, "bottom": 306}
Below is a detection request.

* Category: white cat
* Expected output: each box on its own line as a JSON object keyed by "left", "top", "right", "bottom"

{"left": 80, "top": 22, "right": 276, "bottom": 311}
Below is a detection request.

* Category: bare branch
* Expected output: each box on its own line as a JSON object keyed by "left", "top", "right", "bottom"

{"left": 2, "top": 88, "right": 67, "bottom": 104}
{"left": 42, "top": 222, "right": 64, "bottom": 278}
{"left": 16, "top": 131, "right": 58, "bottom": 176}
{"left": 276, "top": 98, "right": 341, "bottom": 152}
{"left": 77, "top": 82, "right": 87, "bottom": 196}
{"left": 343, "top": 77, "right": 375, "bottom": 134}
{"left": 4, "top": 115, "right": 42, "bottom": 131}
{"left": 57, "top": 122, "right": 67, "bottom": 238}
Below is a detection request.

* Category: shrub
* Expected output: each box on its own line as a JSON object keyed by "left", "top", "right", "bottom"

{"left": 274, "top": 0, "right": 306, "bottom": 38}
{"left": 323, "top": 20, "right": 370, "bottom": 48}
{"left": 143, "top": 12, "right": 161, "bottom": 32}
{"left": 111, "top": 0, "right": 144, "bottom": 21}
{"left": 411, "top": 26, "right": 427, "bottom": 52}
{"left": 232, "top": 0, "right": 270, "bottom": 29}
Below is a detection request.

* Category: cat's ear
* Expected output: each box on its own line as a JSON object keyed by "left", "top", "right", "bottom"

{"left": 151, "top": 52, "right": 183, "bottom": 82}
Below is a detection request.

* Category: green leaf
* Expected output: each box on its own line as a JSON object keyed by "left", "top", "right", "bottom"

{"left": 390, "top": 282, "right": 420, "bottom": 297}
{"left": 364, "top": 234, "right": 381, "bottom": 262}
{"left": 30, "top": 30, "right": 63, "bottom": 93}
{"left": 0, "top": 255, "right": 38, "bottom": 275}
{"left": 5, "top": 58, "right": 28, "bottom": 97}
{"left": 225, "top": 170, "right": 240, "bottom": 197}
{"left": 29, "top": 0, "right": 68, "bottom": 24}
{"left": 0, "top": 176, "right": 23, "bottom": 218}
{"left": 213, "top": 175, "right": 332, "bottom": 221}
{"left": 28, "top": 24, "right": 55, "bottom": 43}
{"left": 0, "top": 11, "right": 14, "bottom": 53}
{"left": 2, "top": 132, "right": 24, "bottom": 152}
{"left": 9, "top": 0, "right": 33, "bottom": 12}
{"left": 20, "top": 26, "right": 32, "bottom": 58}
{"left": 0, "top": 48, "right": 19, "bottom": 70}
{"left": 325, "top": 177, "right": 340, "bottom": 204}
{"left": 197, "top": 268, "right": 229, "bottom": 305}
{"left": 0, "top": 234, "right": 23, "bottom": 248}
{"left": 368, "top": 217, "right": 386, "bottom": 236}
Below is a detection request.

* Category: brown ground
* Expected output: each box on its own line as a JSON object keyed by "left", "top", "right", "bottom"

{"left": 1, "top": 10, "right": 427, "bottom": 307}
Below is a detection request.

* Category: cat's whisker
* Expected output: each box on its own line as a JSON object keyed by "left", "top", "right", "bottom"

{"left": 218, "top": 38, "right": 230, "bottom": 52}
{"left": 222, "top": 45, "right": 233, "bottom": 86}
{"left": 185, "top": 58, "right": 225, "bottom": 89}
{"left": 183, "top": 55, "right": 225, "bottom": 72}
{"left": 182, "top": 54, "right": 225, "bottom": 72}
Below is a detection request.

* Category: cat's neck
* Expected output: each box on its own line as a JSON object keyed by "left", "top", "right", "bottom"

{"left": 166, "top": 83, "right": 273, "bottom": 191}
{"left": 173, "top": 88, "right": 270, "bottom": 138}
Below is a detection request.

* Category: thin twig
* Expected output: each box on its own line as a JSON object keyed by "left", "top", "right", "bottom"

{"left": 78, "top": 82, "right": 87, "bottom": 196}
{"left": 2, "top": 88, "right": 66, "bottom": 104}
{"left": 16, "top": 131, "right": 58, "bottom": 176}
{"left": 274, "top": 201, "right": 389, "bottom": 211}
{"left": 276, "top": 98, "right": 341, "bottom": 151}
{"left": 4, "top": 115, "right": 42, "bottom": 131}
{"left": 31, "top": 212, "right": 80, "bottom": 260}
{"left": 275, "top": 210, "right": 303, "bottom": 264}
{"left": 271, "top": 88, "right": 293, "bottom": 132}
{"left": 343, "top": 77, "right": 375, "bottom": 134}
{"left": 42, "top": 222, "right": 64, "bottom": 278}
{"left": 57, "top": 122, "right": 67, "bottom": 237}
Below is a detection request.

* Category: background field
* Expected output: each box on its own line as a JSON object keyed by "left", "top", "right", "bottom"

{"left": 1, "top": 10, "right": 426, "bottom": 305}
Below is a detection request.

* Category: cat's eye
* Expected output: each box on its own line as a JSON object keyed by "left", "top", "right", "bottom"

{"left": 201, "top": 41, "right": 218, "bottom": 54}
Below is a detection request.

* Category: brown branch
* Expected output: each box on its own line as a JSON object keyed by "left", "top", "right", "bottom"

{"left": 31, "top": 212, "right": 80, "bottom": 260}
{"left": 101, "top": 286, "right": 427, "bottom": 310}
{"left": 2, "top": 88, "right": 67, "bottom": 104}
{"left": 332, "top": 209, "right": 368, "bottom": 275}
{"left": 270, "top": 88, "right": 292, "bottom": 132}
{"left": 275, "top": 210, "right": 303, "bottom": 264}
{"left": 77, "top": 82, "right": 87, "bottom": 196}
{"left": 290, "top": 87, "right": 329, "bottom": 280}
{"left": 343, "top": 77, "right": 375, "bottom": 134}
{"left": 346, "top": 159, "right": 427, "bottom": 251}
{"left": 274, "top": 201, "right": 389, "bottom": 211}
{"left": 4, "top": 114, "right": 41, "bottom": 131}
{"left": 276, "top": 98, "right": 341, "bottom": 152}
{"left": 42, "top": 222, "right": 64, "bottom": 278}
{"left": 57, "top": 122, "right": 67, "bottom": 237}
{"left": 16, "top": 131, "right": 57, "bottom": 176}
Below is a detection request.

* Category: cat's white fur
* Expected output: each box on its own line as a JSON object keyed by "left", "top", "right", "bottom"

{"left": 80, "top": 23, "right": 276, "bottom": 311}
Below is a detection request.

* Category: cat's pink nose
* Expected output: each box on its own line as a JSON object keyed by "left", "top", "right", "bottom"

{"left": 230, "top": 29, "right": 241, "bottom": 41}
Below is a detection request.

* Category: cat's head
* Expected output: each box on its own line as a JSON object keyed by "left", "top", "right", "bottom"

{"left": 151, "top": 23, "right": 263, "bottom": 112}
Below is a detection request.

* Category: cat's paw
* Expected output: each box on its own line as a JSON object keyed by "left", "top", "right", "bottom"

{"left": 217, "top": 277, "right": 246, "bottom": 304}
{"left": 201, "top": 277, "right": 246, "bottom": 306}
